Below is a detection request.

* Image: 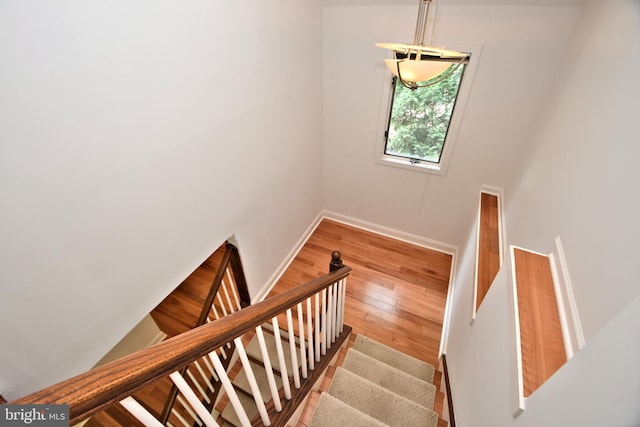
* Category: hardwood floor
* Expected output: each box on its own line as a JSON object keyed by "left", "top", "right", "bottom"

{"left": 271, "top": 219, "right": 452, "bottom": 369}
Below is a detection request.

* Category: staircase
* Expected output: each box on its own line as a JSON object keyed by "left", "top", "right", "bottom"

{"left": 309, "top": 334, "right": 438, "bottom": 427}
{"left": 216, "top": 330, "right": 440, "bottom": 427}
{"left": 10, "top": 241, "right": 451, "bottom": 427}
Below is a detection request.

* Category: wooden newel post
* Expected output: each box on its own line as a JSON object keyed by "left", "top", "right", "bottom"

{"left": 329, "top": 250, "right": 344, "bottom": 272}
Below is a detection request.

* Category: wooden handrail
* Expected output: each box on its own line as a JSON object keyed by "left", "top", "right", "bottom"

{"left": 13, "top": 266, "right": 351, "bottom": 425}
{"left": 441, "top": 354, "right": 456, "bottom": 427}
{"left": 227, "top": 243, "right": 251, "bottom": 307}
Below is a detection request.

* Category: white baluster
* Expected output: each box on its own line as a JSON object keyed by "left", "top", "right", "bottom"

{"left": 186, "top": 368, "right": 210, "bottom": 404}
{"left": 201, "top": 353, "right": 219, "bottom": 382}
{"left": 209, "top": 351, "right": 251, "bottom": 427}
{"left": 340, "top": 277, "right": 347, "bottom": 333}
{"left": 315, "top": 293, "right": 321, "bottom": 362}
{"left": 171, "top": 406, "right": 193, "bottom": 427}
{"left": 271, "top": 317, "right": 292, "bottom": 399}
{"left": 169, "top": 372, "right": 218, "bottom": 427}
{"left": 331, "top": 282, "right": 340, "bottom": 342}
{"left": 233, "top": 337, "right": 271, "bottom": 425}
{"left": 226, "top": 268, "right": 242, "bottom": 310}
{"left": 119, "top": 396, "right": 164, "bottom": 427}
{"left": 286, "top": 309, "right": 300, "bottom": 388}
{"left": 326, "top": 285, "right": 333, "bottom": 348}
{"left": 321, "top": 289, "right": 327, "bottom": 355}
{"left": 221, "top": 278, "right": 235, "bottom": 313}
{"left": 215, "top": 293, "right": 229, "bottom": 317}
{"left": 334, "top": 283, "right": 340, "bottom": 341}
{"left": 306, "top": 297, "right": 315, "bottom": 370}
{"left": 194, "top": 360, "right": 215, "bottom": 393}
{"left": 296, "top": 303, "right": 307, "bottom": 379}
{"left": 255, "top": 325, "right": 282, "bottom": 411}
{"left": 176, "top": 394, "right": 203, "bottom": 426}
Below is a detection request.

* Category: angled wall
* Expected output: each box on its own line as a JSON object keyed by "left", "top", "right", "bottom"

{"left": 0, "top": 0, "right": 324, "bottom": 399}
{"left": 447, "top": 0, "right": 640, "bottom": 425}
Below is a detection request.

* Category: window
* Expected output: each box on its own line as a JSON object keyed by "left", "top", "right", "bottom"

{"left": 384, "top": 62, "right": 465, "bottom": 170}
{"left": 375, "top": 46, "right": 479, "bottom": 175}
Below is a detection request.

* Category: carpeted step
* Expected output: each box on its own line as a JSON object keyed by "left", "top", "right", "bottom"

{"left": 327, "top": 367, "right": 438, "bottom": 427}
{"left": 309, "top": 393, "right": 389, "bottom": 427}
{"left": 353, "top": 335, "right": 435, "bottom": 383}
{"left": 341, "top": 348, "right": 436, "bottom": 409}
{"left": 220, "top": 390, "right": 259, "bottom": 427}
{"left": 232, "top": 359, "right": 284, "bottom": 403}
{"left": 245, "top": 326, "right": 300, "bottom": 376}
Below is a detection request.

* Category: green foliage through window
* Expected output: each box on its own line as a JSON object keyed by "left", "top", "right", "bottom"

{"left": 385, "top": 63, "right": 466, "bottom": 164}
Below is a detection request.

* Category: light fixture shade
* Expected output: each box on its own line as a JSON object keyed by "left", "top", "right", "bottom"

{"left": 375, "top": 0, "right": 469, "bottom": 87}
{"left": 384, "top": 58, "right": 451, "bottom": 83}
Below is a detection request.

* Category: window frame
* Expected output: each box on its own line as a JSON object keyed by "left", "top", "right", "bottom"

{"left": 374, "top": 43, "right": 481, "bottom": 176}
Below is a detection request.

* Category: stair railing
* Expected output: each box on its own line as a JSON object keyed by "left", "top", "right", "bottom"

{"left": 199, "top": 242, "right": 252, "bottom": 322}
{"left": 13, "top": 255, "right": 351, "bottom": 427}
{"left": 159, "top": 242, "right": 251, "bottom": 424}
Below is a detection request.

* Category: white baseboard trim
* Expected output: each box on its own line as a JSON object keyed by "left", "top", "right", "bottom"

{"left": 439, "top": 250, "right": 458, "bottom": 358}
{"left": 509, "top": 245, "right": 526, "bottom": 416}
{"left": 322, "top": 210, "right": 458, "bottom": 256}
{"left": 252, "top": 211, "right": 325, "bottom": 302}
{"left": 549, "top": 236, "right": 585, "bottom": 359}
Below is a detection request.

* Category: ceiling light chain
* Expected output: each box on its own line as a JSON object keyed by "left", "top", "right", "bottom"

{"left": 428, "top": 0, "right": 439, "bottom": 46}
{"left": 414, "top": 0, "right": 429, "bottom": 46}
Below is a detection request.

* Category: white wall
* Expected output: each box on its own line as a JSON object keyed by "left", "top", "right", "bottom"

{"left": 0, "top": 0, "right": 324, "bottom": 399}
{"left": 322, "top": 4, "right": 579, "bottom": 249}
{"left": 447, "top": 0, "right": 640, "bottom": 425}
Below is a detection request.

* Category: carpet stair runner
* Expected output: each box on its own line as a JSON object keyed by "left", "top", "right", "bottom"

{"left": 218, "top": 331, "right": 439, "bottom": 427}
{"left": 309, "top": 335, "right": 439, "bottom": 427}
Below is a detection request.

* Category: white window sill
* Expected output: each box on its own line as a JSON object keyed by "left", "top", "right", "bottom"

{"left": 375, "top": 155, "right": 446, "bottom": 175}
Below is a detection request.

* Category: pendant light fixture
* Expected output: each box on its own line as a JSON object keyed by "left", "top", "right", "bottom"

{"left": 376, "top": 0, "right": 468, "bottom": 90}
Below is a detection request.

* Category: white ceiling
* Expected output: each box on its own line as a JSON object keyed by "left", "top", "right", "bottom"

{"left": 323, "top": 0, "right": 585, "bottom": 6}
